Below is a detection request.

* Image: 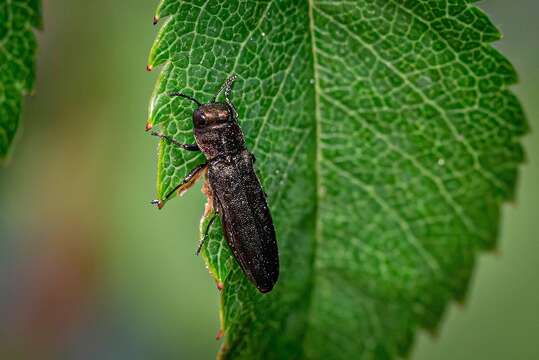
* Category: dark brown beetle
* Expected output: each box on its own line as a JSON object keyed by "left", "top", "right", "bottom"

{"left": 149, "top": 75, "right": 279, "bottom": 293}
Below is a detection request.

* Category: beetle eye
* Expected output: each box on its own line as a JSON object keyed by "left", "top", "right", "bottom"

{"left": 193, "top": 110, "right": 206, "bottom": 127}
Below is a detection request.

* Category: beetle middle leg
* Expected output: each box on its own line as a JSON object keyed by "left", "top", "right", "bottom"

{"left": 196, "top": 177, "right": 218, "bottom": 255}
{"left": 151, "top": 163, "right": 207, "bottom": 209}
{"left": 197, "top": 213, "right": 217, "bottom": 255}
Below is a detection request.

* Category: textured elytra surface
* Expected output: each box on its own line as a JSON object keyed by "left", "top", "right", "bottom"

{"left": 0, "top": 0, "right": 41, "bottom": 159}
{"left": 146, "top": 0, "right": 527, "bottom": 359}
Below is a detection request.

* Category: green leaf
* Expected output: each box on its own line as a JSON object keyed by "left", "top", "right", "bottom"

{"left": 0, "top": 0, "right": 41, "bottom": 160}
{"left": 146, "top": 0, "right": 527, "bottom": 358}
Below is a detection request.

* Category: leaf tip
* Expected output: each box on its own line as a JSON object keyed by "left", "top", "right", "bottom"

{"left": 216, "top": 281, "right": 224, "bottom": 291}
{"left": 153, "top": 15, "right": 159, "bottom": 25}
{"left": 215, "top": 329, "right": 224, "bottom": 341}
{"left": 146, "top": 64, "right": 153, "bottom": 72}
{"left": 145, "top": 121, "right": 153, "bottom": 132}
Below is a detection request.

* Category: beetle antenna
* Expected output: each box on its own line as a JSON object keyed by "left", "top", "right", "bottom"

{"left": 168, "top": 92, "right": 202, "bottom": 106}
{"left": 211, "top": 74, "right": 237, "bottom": 103}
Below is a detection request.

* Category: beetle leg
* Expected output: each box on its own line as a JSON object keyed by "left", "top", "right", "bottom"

{"left": 196, "top": 177, "right": 218, "bottom": 255}
{"left": 151, "top": 163, "right": 207, "bottom": 209}
{"left": 150, "top": 131, "right": 200, "bottom": 152}
{"left": 196, "top": 213, "right": 217, "bottom": 256}
{"left": 201, "top": 177, "right": 215, "bottom": 217}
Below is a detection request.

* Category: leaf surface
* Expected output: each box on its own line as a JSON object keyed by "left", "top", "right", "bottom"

{"left": 147, "top": 1, "right": 527, "bottom": 358}
{"left": 0, "top": 0, "right": 41, "bottom": 159}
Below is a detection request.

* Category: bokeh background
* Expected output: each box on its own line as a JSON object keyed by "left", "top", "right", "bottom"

{"left": 0, "top": 1, "right": 537, "bottom": 359}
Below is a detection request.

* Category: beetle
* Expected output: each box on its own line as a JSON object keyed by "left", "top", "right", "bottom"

{"left": 148, "top": 75, "right": 279, "bottom": 293}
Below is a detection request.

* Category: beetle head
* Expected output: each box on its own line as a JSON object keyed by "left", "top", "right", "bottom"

{"left": 193, "top": 103, "right": 232, "bottom": 128}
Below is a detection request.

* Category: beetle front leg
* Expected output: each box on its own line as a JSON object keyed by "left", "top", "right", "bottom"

{"left": 150, "top": 131, "right": 200, "bottom": 152}
{"left": 151, "top": 163, "right": 207, "bottom": 209}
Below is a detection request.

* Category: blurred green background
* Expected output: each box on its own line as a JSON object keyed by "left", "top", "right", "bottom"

{"left": 0, "top": 1, "right": 537, "bottom": 359}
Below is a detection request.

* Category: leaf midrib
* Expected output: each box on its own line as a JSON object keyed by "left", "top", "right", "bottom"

{"left": 302, "top": 0, "right": 321, "bottom": 351}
